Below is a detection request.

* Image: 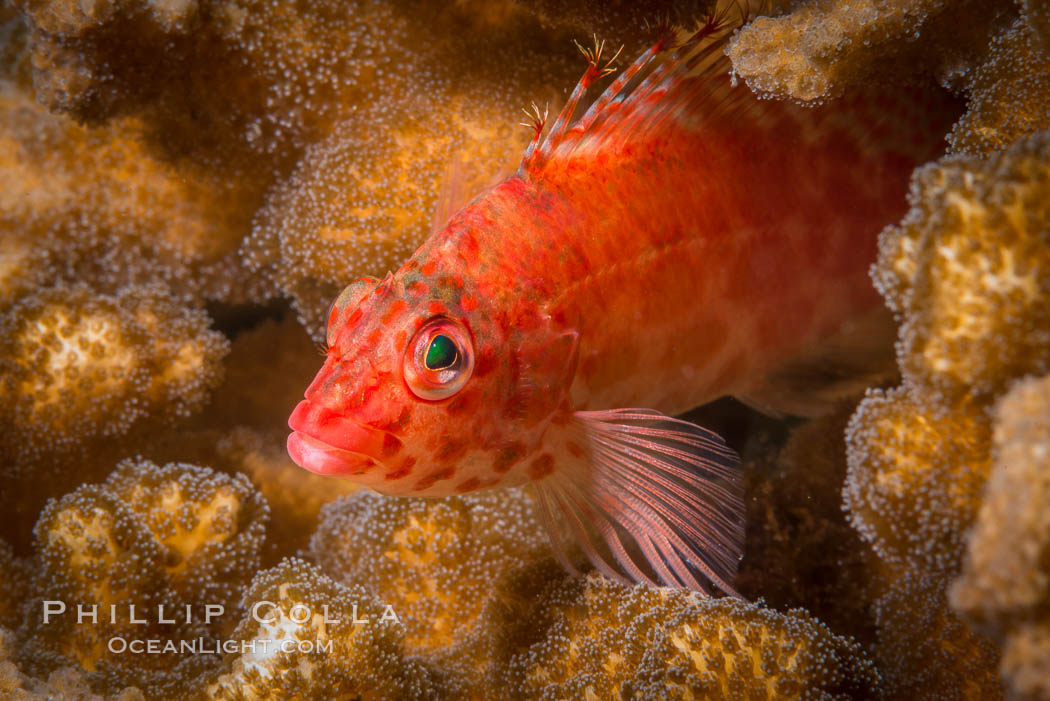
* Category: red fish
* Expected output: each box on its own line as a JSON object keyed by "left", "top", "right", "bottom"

{"left": 287, "top": 8, "right": 957, "bottom": 595}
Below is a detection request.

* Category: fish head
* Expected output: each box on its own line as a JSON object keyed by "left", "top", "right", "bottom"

{"left": 287, "top": 267, "right": 578, "bottom": 493}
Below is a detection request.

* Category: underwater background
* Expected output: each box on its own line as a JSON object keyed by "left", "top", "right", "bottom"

{"left": 1, "top": 0, "right": 1049, "bottom": 698}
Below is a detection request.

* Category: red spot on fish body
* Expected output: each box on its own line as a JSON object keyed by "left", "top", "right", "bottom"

{"left": 350, "top": 459, "right": 376, "bottom": 476}
{"left": 434, "top": 439, "right": 468, "bottom": 463}
{"left": 427, "top": 301, "right": 447, "bottom": 316}
{"left": 461, "top": 232, "right": 479, "bottom": 258}
{"left": 421, "top": 262, "right": 436, "bottom": 275}
{"left": 528, "top": 453, "right": 555, "bottom": 480}
{"left": 414, "top": 467, "right": 455, "bottom": 491}
{"left": 455, "top": 477, "right": 481, "bottom": 493}
{"left": 382, "top": 299, "right": 408, "bottom": 325}
{"left": 438, "top": 275, "right": 464, "bottom": 290}
{"left": 493, "top": 442, "right": 524, "bottom": 474}
{"left": 381, "top": 432, "right": 402, "bottom": 458}
{"left": 385, "top": 456, "right": 416, "bottom": 481}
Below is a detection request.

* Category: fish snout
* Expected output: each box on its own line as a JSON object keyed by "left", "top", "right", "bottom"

{"left": 287, "top": 400, "right": 393, "bottom": 477}
{"left": 304, "top": 354, "right": 382, "bottom": 412}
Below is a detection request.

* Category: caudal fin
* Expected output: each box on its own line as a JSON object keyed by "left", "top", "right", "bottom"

{"left": 531, "top": 408, "right": 745, "bottom": 596}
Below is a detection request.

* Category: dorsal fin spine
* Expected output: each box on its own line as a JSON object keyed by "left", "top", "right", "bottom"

{"left": 570, "top": 33, "right": 670, "bottom": 136}
{"left": 522, "top": 37, "right": 613, "bottom": 172}
{"left": 520, "top": 5, "right": 747, "bottom": 175}
{"left": 519, "top": 102, "right": 549, "bottom": 165}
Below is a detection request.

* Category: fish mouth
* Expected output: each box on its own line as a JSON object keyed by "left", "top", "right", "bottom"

{"left": 287, "top": 400, "right": 389, "bottom": 477}
{"left": 286, "top": 431, "right": 379, "bottom": 476}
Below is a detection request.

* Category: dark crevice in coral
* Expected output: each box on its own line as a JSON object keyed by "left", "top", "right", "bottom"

{"left": 205, "top": 297, "right": 291, "bottom": 339}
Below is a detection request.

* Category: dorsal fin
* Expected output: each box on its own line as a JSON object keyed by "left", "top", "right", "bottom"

{"left": 429, "top": 151, "right": 470, "bottom": 236}
{"left": 520, "top": 3, "right": 754, "bottom": 174}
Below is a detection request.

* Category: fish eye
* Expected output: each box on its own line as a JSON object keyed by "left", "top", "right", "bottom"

{"left": 404, "top": 317, "right": 474, "bottom": 401}
{"left": 425, "top": 334, "right": 459, "bottom": 370}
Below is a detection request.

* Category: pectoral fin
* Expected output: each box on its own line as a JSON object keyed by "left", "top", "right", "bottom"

{"left": 531, "top": 408, "right": 744, "bottom": 596}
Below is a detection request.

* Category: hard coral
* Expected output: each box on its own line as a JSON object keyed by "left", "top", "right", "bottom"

{"left": 844, "top": 386, "right": 992, "bottom": 575}
{"left": 23, "top": 485, "right": 172, "bottom": 672}
{"left": 844, "top": 130, "right": 1050, "bottom": 700}
{"left": 310, "top": 488, "right": 554, "bottom": 657}
{"left": 209, "top": 557, "right": 439, "bottom": 700}
{"left": 244, "top": 86, "right": 536, "bottom": 336}
{"left": 7, "top": 0, "right": 592, "bottom": 341}
{"left": 503, "top": 572, "right": 880, "bottom": 700}
{"left": 308, "top": 482, "right": 885, "bottom": 699}
{"left": 17, "top": 459, "right": 268, "bottom": 697}
{"left": 0, "top": 83, "right": 270, "bottom": 306}
{"left": 0, "top": 283, "right": 229, "bottom": 464}
{"left": 725, "top": 0, "right": 1007, "bottom": 102}
{"left": 726, "top": 0, "right": 1050, "bottom": 157}
{"left": 948, "top": 16, "right": 1050, "bottom": 155}
{"left": 311, "top": 488, "right": 581, "bottom": 697}
{"left": 0, "top": 625, "right": 145, "bottom": 701}
{"left": 216, "top": 427, "right": 359, "bottom": 558}
{"left": 873, "top": 566, "right": 1001, "bottom": 700}
{"left": 102, "top": 459, "right": 269, "bottom": 617}
{"left": 952, "top": 374, "right": 1050, "bottom": 700}
{"left": 874, "top": 133, "right": 1050, "bottom": 405}
{"left": 13, "top": 0, "right": 417, "bottom": 171}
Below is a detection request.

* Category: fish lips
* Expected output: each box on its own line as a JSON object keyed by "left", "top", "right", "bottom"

{"left": 287, "top": 400, "right": 388, "bottom": 477}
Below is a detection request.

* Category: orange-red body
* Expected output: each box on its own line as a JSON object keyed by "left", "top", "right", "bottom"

{"left": 288, "top": 16, "right": 957, "bottom": 593}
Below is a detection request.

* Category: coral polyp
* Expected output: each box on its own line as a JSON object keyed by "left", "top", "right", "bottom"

{"left": 0, "top": 282, "right": 229, "bottom": 461}
{"left": 505, "top": 572, "right": 880, "bottom": 700}
{"left": 209, "top": 558, "right": 440, "bottom": 700}
{"left": 875, "top": 133, "right": 1050, "bottom": 403}
{"left": 951, "top": 374, "right": 1050, "bottom": 700}
{"left": 0, "top": 86, "right": 270, "bottom": 306}
{"left": 17, "top": 459, "right": 268, "bottom": 697}
{"left": 844, "top": 386, "right": 992, "bottom": 575}
{"left": 844, "top": 133, "right": 1050, "bottom": 699}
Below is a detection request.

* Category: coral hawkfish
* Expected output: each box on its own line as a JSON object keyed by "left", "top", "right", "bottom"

{"left": 287, "top": 7, "right": 957, "bottom": 594}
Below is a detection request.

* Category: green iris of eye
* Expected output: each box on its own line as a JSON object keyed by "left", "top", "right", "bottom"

{"left": 425, "top": 334, "right": 459, "bottom": 370}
